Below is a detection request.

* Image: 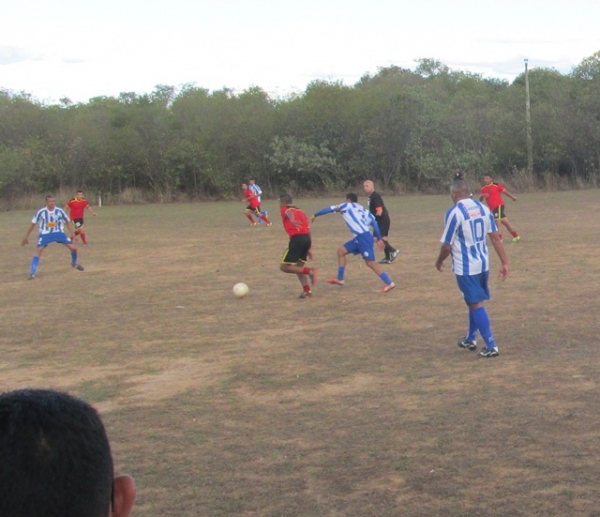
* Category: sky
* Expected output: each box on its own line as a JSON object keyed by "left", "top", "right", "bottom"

{"left": 2, "top": 0, "right": 599, "bottom": 104}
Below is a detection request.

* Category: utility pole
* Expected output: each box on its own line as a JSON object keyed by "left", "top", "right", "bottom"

{"left": 525, "top": 59, "right": 533, "bottom": 180}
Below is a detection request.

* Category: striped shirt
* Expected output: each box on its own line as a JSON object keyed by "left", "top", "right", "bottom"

{"left": 440, "top": 198, "right": 498, "bottom": 276}
{"left": 249, "top": 183, "right": 262, "bottom": 203}
{"left": 314, "top": 202, "right": 381, "bottom": 239}
{"left": 32, "top": 207, "right": 71, "bottom": 235}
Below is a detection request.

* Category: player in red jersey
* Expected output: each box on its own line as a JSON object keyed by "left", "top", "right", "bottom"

{"left": 479, "top": 174, "right": 521, "bottom": 243}
{"left": 278, "top": 193, "right": 317, "bottom": 298}
{"left": 241, "top": 183, "right": 271, "bottom": 226}
{"left": 64, "top": 190, "right": 97, "bottom": 245}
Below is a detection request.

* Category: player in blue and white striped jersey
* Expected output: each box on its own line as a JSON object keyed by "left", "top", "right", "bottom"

{"left": 311, "top": 193, "right": 395, "bottom": 292}
{"left": 435, "top": 180, "right": 509, "bottom": 357}
{"left": 21, "top": 195, "right": 85, "bottom": 280}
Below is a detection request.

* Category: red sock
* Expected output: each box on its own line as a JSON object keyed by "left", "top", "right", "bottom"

{"left": 80, "top": 232, "right": 87, "bottom": 244}
{"left": 510, "top": 230, "right": 519, "bottom": 238}
{"left": 246, "top": 214, "right": 254, "bottom": 222}
{"left": 261, "top": 214, "right": 271, "bottom": 224}
{"left": 302, "top": 267, "right": 311, "bottom": 275}
{"left": 304, "top": 285, "right": 311, "bottom": 293}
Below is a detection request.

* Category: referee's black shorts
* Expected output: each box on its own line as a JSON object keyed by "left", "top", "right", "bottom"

{"left": 376, "top": 214, "right": 391, "bottom": 237}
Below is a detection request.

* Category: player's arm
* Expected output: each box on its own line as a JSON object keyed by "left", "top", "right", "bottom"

{"left": 21, "top": 222, "right": 37, "bottom": 246}
{"left": 435, "top": 244, "right": 452, "bottom": 272}
{"left": 86, "top": 204, "right": 98, "bottom": 216}
{"left": 370, "top": 217, "right": 385, "bottom": 250}
{"left": 503, "top": 189, "right": 517, "bottom": 201}
{"left": 310, "top": 205, "right": 338, "bottom": 222}
{"left": 489, "top": 232, "right": 509, "bottom": 280}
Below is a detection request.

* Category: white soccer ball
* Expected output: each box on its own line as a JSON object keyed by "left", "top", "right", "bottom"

{"left": 233, "top": 282, "right": 249, "bottom": 298}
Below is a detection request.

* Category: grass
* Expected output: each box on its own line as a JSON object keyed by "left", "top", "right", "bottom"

{"left": 1, "top": 190, "right": 600, "bottom": 516}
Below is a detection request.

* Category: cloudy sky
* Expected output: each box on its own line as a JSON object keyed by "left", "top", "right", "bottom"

{"left": 2, "top": 0, "right": 599, "bottom": 103}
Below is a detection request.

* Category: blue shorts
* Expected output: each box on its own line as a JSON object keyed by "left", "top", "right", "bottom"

{"left": 343, "top": 232, "right": 375, "bottom": 262}
{"left": 37, "top": 232, "right": 73, "bottom": 248}
{"left": 456, "top": 272, "right": 490, "bottom": 305}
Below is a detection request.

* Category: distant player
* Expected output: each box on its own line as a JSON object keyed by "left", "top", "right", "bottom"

{"left": 64, "top": 190, "right": 97, "bottom": 245}
{"left": 21, "top": 195, "right": 84, "bottom": 279}
{"left": 278, "top": 193, "right": 317, "bottom": 298}
{"left": 363, "top": 180, "right": 400, "bottom": 264}
{"left": 241, "top": 183, "right": 271, "bottom": 226}
{"left": 479, "top": 174, "right": 521, "bottom": 243}
{"left": 311, "top": 193, "right": 395, "bottom": 292}
{"left": 248, "top": 178, "right": 265, "bottom": 224}
{"left": 436, "top": 179, "right": 509, "bottom": 358}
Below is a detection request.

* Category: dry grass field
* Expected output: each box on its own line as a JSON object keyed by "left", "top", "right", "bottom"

{"left": 1, "top": 190, "right": 600, "bottom": 517}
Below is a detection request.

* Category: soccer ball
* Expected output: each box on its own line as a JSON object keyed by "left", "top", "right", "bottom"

{"left": 233, "top": 282, "right": 249, "bottom": 298}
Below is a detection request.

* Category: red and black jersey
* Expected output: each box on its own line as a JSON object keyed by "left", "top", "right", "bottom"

{"left": 280, "top": 205, "right": 310, "bottom": 237}
{"left": 479, "top": 183, "right": 505, "bottom": 211}
{"left": 65, "top": 198, "right": 89, "bottom": 219}
{"left": 244, "top": 189, "right": 260, "bottom": 209}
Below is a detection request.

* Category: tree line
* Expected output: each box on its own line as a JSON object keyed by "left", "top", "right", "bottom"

{"left": 1, "top": 53, "right": 599, "bottom": 204}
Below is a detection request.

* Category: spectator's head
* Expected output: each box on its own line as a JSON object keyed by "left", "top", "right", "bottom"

{"left": 0, "top": 389, "right": 136, "bottom": 517}
{"left": 278, "top": 193, "right": 293, "bottom": 206}
{"left": 363, "top": 180, "right": 375, "bottom": 195}
{"left": 345, "top": 193, "right": 358, "bottom": 203}
{"left": 453, "top": 169, "right": 464, "bottom": 181}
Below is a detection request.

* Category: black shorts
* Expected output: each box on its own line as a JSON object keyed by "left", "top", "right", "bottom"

{"left": 375, "top": 214, "right": 391, "bottom": 237}
{"left": 246, "top": 206, "right": 260, "bottom": 214}
{"left": 281, "top": 234, "right": 311, "bottom": 264}
{"left": 73, "top": 218, "right": 84, "bottom": 229}
{"left": 491, "top": 206, "right": 506, "bottom": 219}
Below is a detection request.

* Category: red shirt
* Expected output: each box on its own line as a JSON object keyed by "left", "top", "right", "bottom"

{"left": 244, "top": 189, "right": 260, "bottom": 209}
{"left": 65, "top": 198, "right": 90, "bottom": 219}
{"left": 479, "top": 183, "right": 505, "bottom": 211}
{"left": 280, "top": 205, "right": 310, "bottom": 237}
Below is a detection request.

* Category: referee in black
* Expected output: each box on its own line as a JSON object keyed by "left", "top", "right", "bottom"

{"left": 363, "top": 180, "right": 400, "bottom": 264}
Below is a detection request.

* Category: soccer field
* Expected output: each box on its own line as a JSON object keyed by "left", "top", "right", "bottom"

{"left": 1, "top": 190, "right": 600, "bottom": 516}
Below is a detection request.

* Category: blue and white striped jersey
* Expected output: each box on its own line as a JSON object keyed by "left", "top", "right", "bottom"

{"left": 330, "top": 202, "right": 377, "bottom": 236}
{"left": 32, "top": 207, "right": 70, "bottom": 235}
{"left": 249, "top": 183, "right": 262, "bottom": 203}
{"left": 440, "top": 198, "right": 498, "bottom": 276}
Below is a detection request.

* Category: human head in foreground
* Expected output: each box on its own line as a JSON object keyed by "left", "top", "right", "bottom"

{"left": 0, "top": 389, "right": 136, "bottom": 517}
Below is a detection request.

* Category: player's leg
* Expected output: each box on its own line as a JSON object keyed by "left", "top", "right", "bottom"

{"left": 78, "top": 221, "right": 88, "bottom": 245}
{"left": 357, "top": 233, "right": 394, "bottom": 291}
{"left": 257, "top": 211, "right": 272, "bottom": 226}
{"left": 29, "top": 244, "right": 46, "bottom": 279}
{"left": 364, "top": 259, "right": 395, "bottom": 292}
{"left": 245, "top": 208, "right": 257, "bottom": 225}
{"left": 327, "top": 243, "right": 350, "bottom": 285}
{"left": 280, "top": 236, "right": 314, "bottom": 297}
{"left": 501, "top": 218, "right": 520, "bottom": 243}
{"left": 64, "top": 241, "right": 84, "bottom": 271}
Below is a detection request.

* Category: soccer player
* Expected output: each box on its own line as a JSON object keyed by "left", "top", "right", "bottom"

{"left": 363, "top": 180, "right": 400, "bottom": 264}
{"left": 65, "top": 190, "right": 97, "bottom": 245}
{"left": 435, "top": 179, "right": 509, "bottom": 358}
{"left": 241, "top": 183, "right": 271, "bottom": 226}
{"left": 479, "top": 173, "right": 521, "bottom": 243}
{"left": 248, "top": 178, "right": 266, "bottom": 224}
{"left": 311, "top": 193, "right": 395, "bottom": 292}
{"left": 22, "top": 195, "right": 84, "bottom": 280}
{"left": 278, "top": 193, "right": 317, "bottom": 298}
{"left": 0, "top": 389, "right": 136, "bottom": 517}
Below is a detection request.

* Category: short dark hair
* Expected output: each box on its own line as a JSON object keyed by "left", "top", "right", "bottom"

{"left": 346, "top": 193, "right": 358, "bottom": 203}
{"left": 278, "top": 193, "right": 292, "bottom": 205}
{"left": 0, "top": 389, "right": 114, "bottom": 517}
{"left": 45, "top": 194, "right": 55, "bottom": 201}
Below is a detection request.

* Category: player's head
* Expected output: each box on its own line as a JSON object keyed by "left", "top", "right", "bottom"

{"left": 75, "top": 190, "right": 84, "bottom": 199}
{"left": 241, "top": 183, "right": 248, "bottom": 191}
{"left": 278, "top": 193, "right": 293, "bottom": 206}
{"left": 0, "top": 389, "right": 136, "bottom": 517}
{"left": 45, "top": 195, "right": 56, "bottom": 210}
{"left": 483, "top": 174, "right": 494, "bottom": 185}
{"left": 363, "top": 180, "right": 375, "bottom": 194}
{"left": 450, "top": 180, "right": 471, "bottom": 202}
{"left": 249, "top": 178, "right": 256, "bottom": 184}
{"left": 345, "top": 193, "right": 358, "bottom": 203}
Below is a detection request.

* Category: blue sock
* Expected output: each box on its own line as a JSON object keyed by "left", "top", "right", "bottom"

{"left": 337, "top": 266, "right": 345, "bottom": 281}
{"left": 30, "top": 256, "right": 40, "bottom": 275}
{"left": 379, "top": 272, "right": 393, "bottom": 285}
{"left": 466, "top": 310, "right": 477, "bottom": 342}
{"left": 472, "top": 307, "right": 496, "bottom": 349}
{"left": 71, "top": 250, "right": 77, "bottom": 266}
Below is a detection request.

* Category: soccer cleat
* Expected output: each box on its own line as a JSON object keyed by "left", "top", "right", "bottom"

{"left": 28, "top": 274, "right": 35, "bottom": 280}
{"left": 381, "top": 282, "right": 396, "bottom": 293}
{"left": 390, "top": 249, "right": 400, "bottom": 262}
{"left": 72, "top": 264, "right": 85, "bottom": 271}
{"left": 308, "top": 267, "right": 318, "bottom": 286}
{"left": 479, "top": 347, "right": 499, "bottom": 358}
{"left": 379, "top": 258, "right": 391, "bottom": 264}
{"left": 457, "top": 338, "right": 477, "bottom": 351}
{"left": 250, "top": 222, "right": 257, "bottom": 226}
{"left": 327, "top": 278, "right": 345, "bottom": 286}
{"left": 266, "top": 223, "right": 272, "bottom": 227}
{"left": 299, "top": 290, "right": 313, "bottom": 299}
{"left": 511, "top": 236, "right": 521, "bottom": 244}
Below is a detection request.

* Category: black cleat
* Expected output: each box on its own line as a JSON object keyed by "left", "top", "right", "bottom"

{"left": 457, "top": 338, "right": 477, "bottom": 351}
{"left": 479, "top": 347, "right": 499, "bottom": 358}
{"left": 72, "top": 264, "right": 84, "bottom": 271}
